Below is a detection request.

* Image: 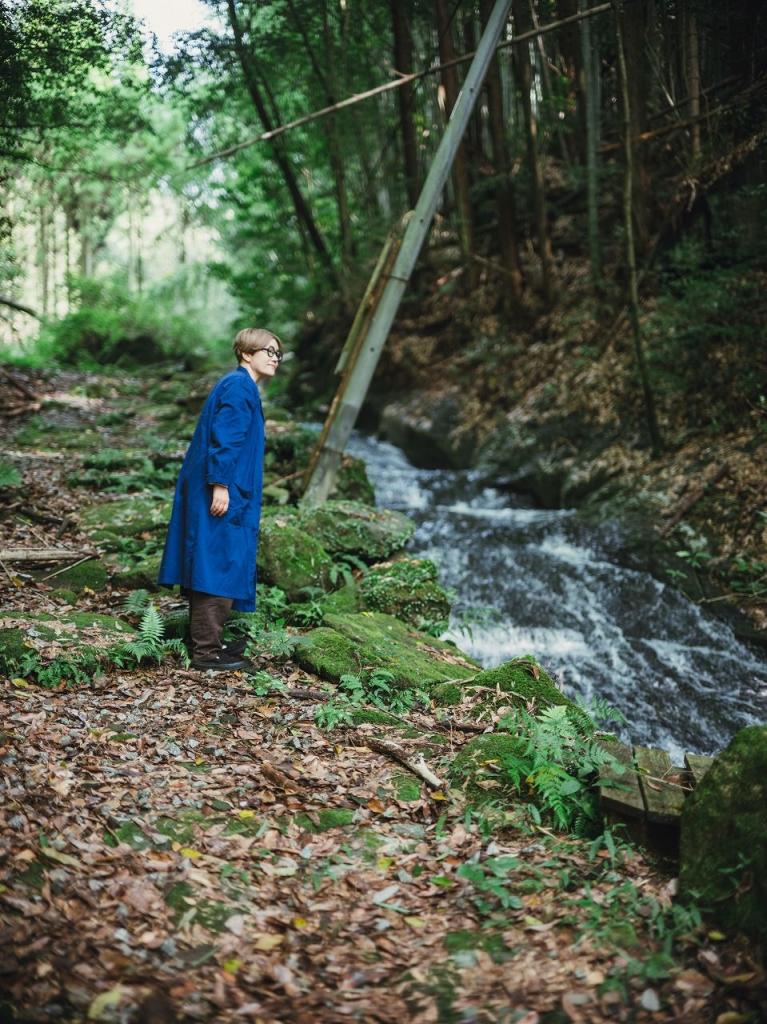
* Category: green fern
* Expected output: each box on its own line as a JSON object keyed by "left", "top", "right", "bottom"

{"left": 121, "top": 589, "right": 151, "bottom": 615}
{"left": 138, "top": 603, "right": 164, "bottom": 645}
{"left": 109, "top": 603, "right": 188, "bottom": 668}
{"left": 494, "top": 700, "right": 626, "bottom": 833}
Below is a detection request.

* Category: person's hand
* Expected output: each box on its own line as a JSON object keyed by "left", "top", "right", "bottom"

{"left": 210, "top": 484, "right": 229, "bottom": 516}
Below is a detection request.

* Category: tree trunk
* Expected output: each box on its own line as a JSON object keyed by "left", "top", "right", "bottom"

{"left": 614, "top": 0, "right": 662, "bottom": 456}
{"left": 286, "top": 0, "right": 353, "bottom": 280}
{"left": 579, "top": 0, "right": 602, "bottom": 288}
{"left": 513, "top": 0, "right": 555, "bottom": 305}
{"left": 38, "top": 202, "right": 49, "bottom": 317}
{"left": 556, "top": 0, "right": 587, "bottom": 163}
{"left": 226, "top": 0, "right": 336, "bottom": 283}
{"left": 529, "top": 0, "right": 571, "bottom": 166}
{"left": 686, "top": 3, "right": 701, "bottom": 161}
{"left": 619, "top": 0, "right": 651, "bottom": 254}
{"left": 390, "top": 0, "right": 420, "bottom": 209}
{"left": 434, "top": 0, "right": 476, "bottom": 288}
{"left": 481, "top": 0, "right": 524, "bottom": 304}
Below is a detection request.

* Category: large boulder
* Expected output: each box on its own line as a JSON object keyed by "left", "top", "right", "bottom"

{"left": 359, "top": 558, "right": 451, "bottom": 630}
{"left": 257, "top": 518, "right": 333, "bottom": 601}
{"left": 679, "top": 725, "right": 767, "bottom": 942}
{"left": 379, "top": 390, "right": 479, "bottom": 469}
{"left": 293, "top": 611, "right": 479, "bottom": 689}
{"left": 298, "top": 501, "right": 414, "bottom": 562}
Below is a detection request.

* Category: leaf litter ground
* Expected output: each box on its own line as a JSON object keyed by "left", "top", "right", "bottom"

{"left": 1, "top": 366, "right": 765, "bottom": 1023}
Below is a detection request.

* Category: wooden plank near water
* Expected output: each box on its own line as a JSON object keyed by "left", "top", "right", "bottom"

{"left": 684, "top": 752, "right": 714, "bottom": 788}
{"left": 598, "top": 740, "right": 645, "bottom": 819}
{"left": 634, "top": 747, "right": 686, "bottom": 824}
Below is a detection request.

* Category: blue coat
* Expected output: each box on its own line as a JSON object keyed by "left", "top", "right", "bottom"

{"left": 158, "top": 366, "right": 265, "bottom": 611}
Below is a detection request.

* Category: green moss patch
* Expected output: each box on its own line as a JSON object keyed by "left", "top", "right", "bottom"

{"left": 680, "top": 725, "right": 767, "bottom": 942}
{"left": 294, "top": 808, "right": 355, "bottom": 833}
{"left": 360, "top": 558, "right": 451, "bottom": 628}
{"left": 293, "top": 612, "right": 479, "bottom": 690}
{"left": 78, "top": 494, "right": 171, "bottom": 549}
{"left": 392, "top": 772, "right": 422, "bottom": 802}
{"left": 318, "top": 580, "right": 359, "bottom": 617}
{"left": 108, "top": 552, "right": 162, "bottom": 590}
{"left": 49, "top": 558, "right": 108, "bottom": 593}
{"left": 0, "top": 610, "right": 135, "bottom": 681}
{"left": 450, "top": 733, "right": 529, "bottom": 803}
{"left": 257, "top": 518, "right": 333, "bottom": 601}
{"left": 298, "top": 501, "right": 415, "bottom": 562}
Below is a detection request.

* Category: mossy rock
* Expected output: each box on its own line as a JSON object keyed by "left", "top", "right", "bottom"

{"left": 257, "top": 519, "right": 333, "bottom": 601}
{"left": 49, "top": 558, "right": 108, "bottom": 594}
{"left": 318, "top": 580, "right": 359, "bottom": 616}
{"left": 108, "top": 552, "right": 162, "bottom": 590}
{"left": 0, "top": 610, "right": 135, "bottom": 680}
{"left": 465, "top": 657, "right": 584, "bottom": 721}
{"left": 335, "top": 456, "right": 375, "bottom": 504}
{"left": 360, "top": 558, "right": 451, "bottom": 628}
{"left": 293, "top": 611, "right": 479, "bottom": 690}
{"left": 78, "top": 495, "right": 171, "bottom": 549}
{"left": 679, "top": 726, "right": 767, "bottom": 942}
{"left": 449, "top": 733, "right": 529, "bottom": 803}
{"left": 298, "top": 501, "right": 415, "bottom": 562}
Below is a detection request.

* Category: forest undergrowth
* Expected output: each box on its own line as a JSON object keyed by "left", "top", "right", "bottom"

{"left": 0, "top": 368, "right": 765, "bottom": 1023}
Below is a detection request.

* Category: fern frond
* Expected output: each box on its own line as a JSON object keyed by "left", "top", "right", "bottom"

{"left": 139, "top": 604, "right": 164, "bottom": 646}
{"left": 122, "top": 589, "right": 151, "bottom": 614}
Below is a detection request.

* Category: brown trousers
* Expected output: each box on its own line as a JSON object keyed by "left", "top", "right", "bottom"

{"left": 189, "top": 591, "right": 233, "bottom": 659}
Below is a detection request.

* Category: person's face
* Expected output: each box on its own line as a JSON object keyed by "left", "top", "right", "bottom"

{"left": 242, "top": 344, "right": 282, "bottom": 381}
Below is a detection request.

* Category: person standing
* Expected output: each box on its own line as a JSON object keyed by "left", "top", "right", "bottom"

{"left": 158, "top": 328, "right": 282, "bottom": 670}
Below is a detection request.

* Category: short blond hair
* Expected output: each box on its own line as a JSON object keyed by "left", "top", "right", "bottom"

{"left": 233, "top": 327, "right": 282, "bottom": 362}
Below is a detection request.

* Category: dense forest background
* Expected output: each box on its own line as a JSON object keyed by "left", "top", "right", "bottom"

{"left": 1, "top": 0, "right": 766, "bottom": 615}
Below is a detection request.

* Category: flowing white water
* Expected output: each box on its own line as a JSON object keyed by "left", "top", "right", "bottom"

{"left": 348, "top": 432, "right": 767, "bottom": 761}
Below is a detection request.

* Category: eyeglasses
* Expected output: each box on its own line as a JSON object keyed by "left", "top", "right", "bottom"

{"left": 255, "top": 346, "right": 283, "bottom": 363}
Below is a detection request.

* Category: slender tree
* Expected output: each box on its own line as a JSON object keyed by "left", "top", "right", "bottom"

{"left": 579, "top": 0, "right": 602, "bottom": 288}
{"left": 225, "top": 0, "right": 337, "bottom": 282}
{"left": 513, "top": 0, "right": 555, "bottom": 305}
{"left": 614, "top": 0, "right": 662, "bottom": 456}
{"left": 434, "top": 0, "right": 476, "bottom": 286}
{"left": 480, "top": 0, "right": 524, "bottom": 303}
{"left": 389, "top": 0, "right": 420, "bottom": 209}
{"left": 285, "top": 0, "right": 354, "bottom": 279}
{"left": 685, "top": 2, "right": 702, "bottom": 161}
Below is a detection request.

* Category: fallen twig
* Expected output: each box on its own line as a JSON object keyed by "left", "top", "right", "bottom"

{"left": 0, "top": 547, "right": 94, "bottom": 563}
{"left": 359, "top": 736, "right": 445, "bottom": 789}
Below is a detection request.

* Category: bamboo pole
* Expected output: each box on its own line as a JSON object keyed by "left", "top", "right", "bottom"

{"left": 302, "top": 0, "right": 514, "bottom": 507}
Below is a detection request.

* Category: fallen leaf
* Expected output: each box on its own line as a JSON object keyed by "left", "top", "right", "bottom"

{"left": 88, "top": 984, "right": 128, "bottom": 1020}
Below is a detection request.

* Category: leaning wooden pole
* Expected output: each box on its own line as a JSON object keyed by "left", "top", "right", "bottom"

{"left": 302, "top": 0, "right": 513, "bottom": 506}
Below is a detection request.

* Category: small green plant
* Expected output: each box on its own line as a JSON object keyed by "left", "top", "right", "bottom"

{"left": 456, "top": 856, "right": 524, "bottom": 914}
{"left": 110, "top": 604, "right": 189, "bottom": 668}
{"left": 245, "top": 624, "right": 297, "bottom": 660}
{"left": 248, "top": 670, "right": 286, "bottom": 696}
{"left": 314, "top": 698, "right": 355, "bottom": 730}
{"left": 289, "top": 588, "right": 325, "bottom": 626}
{"left": 0, "top": 460, "right": 22, "bottom": 489}
{"left": 675, "top": 547, "right": 712, "bottom": 570}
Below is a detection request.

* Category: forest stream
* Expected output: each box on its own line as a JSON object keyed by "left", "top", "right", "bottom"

{"left": 349, "top": 432, "right": 767, "bottom": 762}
